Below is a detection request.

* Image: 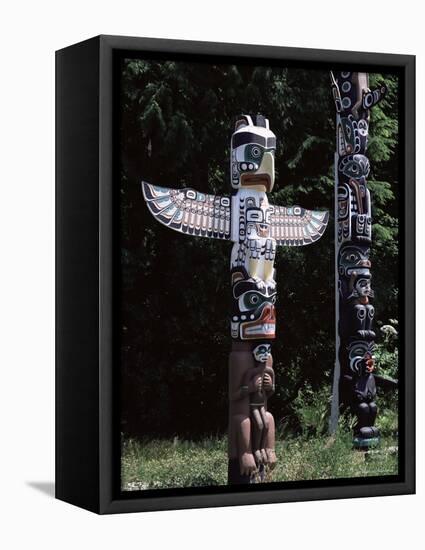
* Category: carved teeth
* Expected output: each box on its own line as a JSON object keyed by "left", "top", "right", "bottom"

{"left": 245, "top": 323, "right": 275, "bottom": 335}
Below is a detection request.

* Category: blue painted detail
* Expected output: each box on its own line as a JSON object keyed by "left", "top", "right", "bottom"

{"left": 353, "top": 436, "right": 380, "bottom": 449}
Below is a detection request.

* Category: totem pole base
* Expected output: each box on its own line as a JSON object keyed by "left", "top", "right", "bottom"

{"left": 353, "top": 437, "right": 380, "bottom": 450}
{"left": 353, "top": 424, "right": 380, "bottom": 449}
{"left": 353, "top": 436, "right": 380, "bottom": 450}
{"left": 227, "top": 339, "right": 276, "bottom": 486}
{"left": 227, "top": 459, "right": 265, "bottom": 485}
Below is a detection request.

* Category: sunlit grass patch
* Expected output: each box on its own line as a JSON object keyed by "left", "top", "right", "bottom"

{"left": 121, "top": 430, "right": 398, "bottom": 491}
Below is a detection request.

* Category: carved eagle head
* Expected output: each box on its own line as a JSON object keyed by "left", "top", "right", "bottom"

{"left": 230, "top": 114, "right": 276, "bottom": 193}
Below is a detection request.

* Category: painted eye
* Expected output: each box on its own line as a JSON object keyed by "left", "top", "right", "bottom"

{"left": 242, "top": 291, "right": 264, "bottom": 310}
{"left": 344, "top": 252, "right": 357, "bottom": 262}
{"left": 342, "top": 97, "right": 351, "bottom": 109}
{"left": 251, "top": 146, "right": 261, "bottom": 158}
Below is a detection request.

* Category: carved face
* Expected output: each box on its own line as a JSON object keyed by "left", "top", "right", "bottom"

{"left": 231, "top": 114, "right": 276, "bottom": 192}
{"left": 230, "top": 268, "right": 277, "bottom": 340}
{"left": 245, "top": 203, "right": 270, "bottom": 239}
{"left": 253, "top": 344, "right": 272, "bottom": 363}
{"left": 353, "top": 276, "right": 374, "bottom": 298}
{"left": 339, "top": 154, "right": 370, "bottom": 180}
{"left": 338, "top": 245, "right": 371, "bottom": 277}
{"left": 348, "top": 340, "right": 375, "bottom": 375}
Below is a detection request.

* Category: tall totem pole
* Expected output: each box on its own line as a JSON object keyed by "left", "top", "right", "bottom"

{"left": 330, "top": 72, "right": 387, "bottom": 448}
{"left": 142, "top": 114, "right": 328, "bottom": 483}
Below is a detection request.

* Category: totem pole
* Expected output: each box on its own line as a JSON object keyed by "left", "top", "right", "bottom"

{"left": 142, "top": 114, "right": 328, "bottom": 483}
{"left": 330, "top": 72, "right": 386, "bottom": 448}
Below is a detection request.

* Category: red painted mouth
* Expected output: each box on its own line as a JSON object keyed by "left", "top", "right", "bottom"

{"left": 240, "top": 174, "right": 271, "bottom": 192}
{"left": 241, "top": 303, "right": 276, "bottom": 340}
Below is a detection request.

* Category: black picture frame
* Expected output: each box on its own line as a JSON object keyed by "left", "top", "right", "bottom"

{"left": 56, "top": 35, "right": 415, "bottom": 514}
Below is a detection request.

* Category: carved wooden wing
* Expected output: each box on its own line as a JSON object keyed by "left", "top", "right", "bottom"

{"left": 142, "top": 181, "right": 231, "bottom": 240}
{"left": 268, "top": 204, "right": 329, "bottom": 246}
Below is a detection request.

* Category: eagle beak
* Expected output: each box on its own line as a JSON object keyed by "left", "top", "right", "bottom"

{"left": 258, "top": 151, "right": 275, "bottom": 192}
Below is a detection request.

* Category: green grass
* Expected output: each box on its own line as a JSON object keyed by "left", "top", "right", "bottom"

{"left": 121, "top": 431, "right": 398, "bottom": 491}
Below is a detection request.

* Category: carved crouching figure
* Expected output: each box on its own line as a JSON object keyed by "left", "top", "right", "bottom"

{"left": 228, "top": 342, "right": 276, "bottom": 481}
{"left": 346, "top": 341, "right": 379, "bottom": 441}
